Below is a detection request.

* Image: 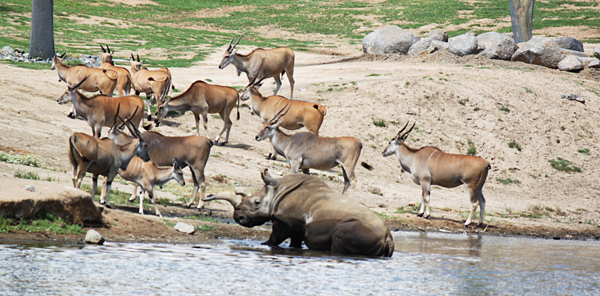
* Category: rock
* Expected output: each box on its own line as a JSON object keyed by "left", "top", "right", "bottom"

{"left": 85, "top": 230, "right": 105, "bottom": 245}
{"left": 477, "top": 32, "right": 518, "bottom": 60}
{"left": 511, "top": 36, "right": 566, "bottom": 69}
{"left": 561, "top": 93, "right": 585, "bottom": 104}
{"left": 408, "top": 38, "right": 431, "bottom": 56}
{"left": 588, "top": 59, "right": 600, "bottom": 68}
{"left": 428, "top": 40, "right": 449, "bottom": 54}
{"left": 429, "top": 29, "right": 448, "bottom": 42}
{"left": 552, "top": 37, "right": 584, "bottom": 52}
{"left": 558, "top": 56, "right": 584, "bottom": 72}
{"left": 363, "top": 26, "right": 419, "bottom": 55}
{"left": 594, "top": 46, "right": 600, "bottom": 59}
{"left": 25, "top": 185, "right": 35, "bottom": 192}
{"left": 448, "top": 33, "right": 478, "bottom": 56}
{"left": 577, "top": 57, "right": 597, "bottom": 67}
{"left": 174, "top": 222, "right": 196, "bottom": 234}
{"left": 14, "top": 48, "right": 25, "bottom": 54}
{"left": 560, "top": 48, "right": 587, "bottom": 58}
{"left": 2, "top": 46, "right": 14, "bottom": 55}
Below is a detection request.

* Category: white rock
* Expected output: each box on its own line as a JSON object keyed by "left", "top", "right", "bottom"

{"left": 174, "top": 222, "right": 195, "bottom": 234}
{"left": 85, "top": 230, "right": 105, "bottom": 245}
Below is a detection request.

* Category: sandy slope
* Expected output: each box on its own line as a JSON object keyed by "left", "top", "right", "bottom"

{"left": 1, "top": 45, "right": 599, "bottom": 240}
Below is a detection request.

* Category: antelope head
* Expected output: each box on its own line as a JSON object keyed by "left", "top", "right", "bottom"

{"left": 50, "top": 52, "right": 66, "bottom": 71}
{"left": 240, "top": 73, "right": 267, "bottom": 101}
{"left": 382, "top": 121, "right": 415, "bottom": 157}
{"left": 129, "top": 53, "right": 144, "bottom": 71}
{"left": 255, "top": 104, "right": 290, "bottom": 141}
{"left": 118, "top": 107, "right": 151, "bottom": 162}
{"left": 100, "top": 45, "right": 115, "bottom": 64}
{"left": 154, "top": 97, "right": 171, "bottom": 127}
{"left": 218, "top": 34, "right": 242, "bottom": 69}
{"left": 170, "top": 157, "right": 186, "bottom": 187}
{"left": 57, "top": 75, "right": 89, "bottom": 105}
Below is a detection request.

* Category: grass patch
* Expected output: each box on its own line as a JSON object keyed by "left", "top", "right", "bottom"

{"left": 0, "top": 151, "right": 46, "bottom": 168}
{"left": 197, "top": 225, "right": 219, "bottom": 231}
{"left": 499, "top": 105, "right": 510, "bottom": 113}
{"left": 496, "top": 177, "right": 521, "bottom": 185}
{"left": 14, "top": 169, "right": 40, "bottom": 180}
{"left": 577, "top": 148, "right": 590, "bottom": 155}
{"left": 81, "top": 184, "right": 147, "bottom": 205}
{"left": 548, "top": 157, "right": 581, "bottom": 173}
{"left": 396, "top": 204, "right": 421, "bottom": 215}
{"left": 0, "top": 212, "right": 84, "bottom": 234}
{"left": 372, "top": 119, "right": 386, "bottom": 127}
{"left": 366, "top": 74, "right": 381, "bottom": 77}
{"left": 467, "top": 140, "right": 476, "bottom": 156}
{"left": 183, "top": 214, "right": 221, "bottom": 223}
{"left": 375, "top": 212, "right": 393, "bottom": 219}
{"left": 508, "top": 140, "right": 521, "bottom": 151}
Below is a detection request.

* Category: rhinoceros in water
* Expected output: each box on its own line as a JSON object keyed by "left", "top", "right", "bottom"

{"left": 203, "top": 169, "right": 394, "bottom": 257}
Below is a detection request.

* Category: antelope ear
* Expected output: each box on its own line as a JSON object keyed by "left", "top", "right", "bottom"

{"left": 261, "top": 169, "right": 278, "bottom": 187}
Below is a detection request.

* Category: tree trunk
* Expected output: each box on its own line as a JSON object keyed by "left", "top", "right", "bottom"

{"left": 29, "top": 0, "right": 54, "bottom": 59}
{"left": 509, "top": 0, "right": 535, "bottom": 44}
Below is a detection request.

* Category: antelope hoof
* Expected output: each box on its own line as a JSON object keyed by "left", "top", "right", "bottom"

{"left": 128, "top": 196, "right": 136, "bottom": 202}
{"left": 416, "top": 213, "right": 424, "bottom": 217}
{"left": 105, "top": 203, "right": 112, "bottom": 209}
{"left": 217, "top": 141, "right": 227, "bottom": 146}
{"left": 67, "top": 112, "right": 76, "bottom": 119}
{"left": 147, "top": 115, "right": 152, "bottom": 121}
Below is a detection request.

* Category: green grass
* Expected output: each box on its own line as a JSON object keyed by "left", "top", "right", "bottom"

{"left": 499, "top": 105, "right": 510, "bottom": 113}
{"left": 372, "top": 119, "right": 386, "bottom": 127}
{"left": 396, "top": 204, "right": 421, "bottom": 215}
{"left": 508, "top": 140, "right": 522, "bottom": 152}
{"left": 183, "top": 214, "right": 221, "bottom": 223}
{"left": 81, "top": 184, "right": 148, "bottom": 205}
{"left": 577, "top": 148, "right": 590, "bottom": 155}
{"left": 374, "top": 212, "right": 393, "bottom": 219}
{"left": 548, "top": 157, "right": 581, "bottom": 173}
{"left": 467, "top": 140, "right": 476, "bottom": 156}
{"left": 0, "top": 151, "right": 46, "bottom": 168}
{"left": 0, "top": 212, "right": 84, "bottom": 234}
{"left": 496, "top": 177, "right": 521, "bottom": 185}
{"left": 14, "top": 169, "right": 40, "bottom": 180}
{"left": 197, "top": 225, "right": 219, "bottom": 231}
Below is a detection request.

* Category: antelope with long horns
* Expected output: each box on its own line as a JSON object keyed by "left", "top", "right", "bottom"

{"left": 255, "top": 104, "right": 372, "bottom": 195}
{"left": 118, "top": 156, "right": 185, "bottom": 217}
{"left": 219, "top": 35, "right": 295, "bottom": 99}
{"left": 129, "top": 54, "right": 173, "bottom": 121}
{"left": 51, "top": 52, "right": 118, "bottom": 118}
{"left": 155, "top": 80, "right": 240, "bottom": 145}
{"left": 100, "top": 45, "right": 132, "bottom": 97}
{"left": 241, "top": 78, "right": 326, "bottom": 159}
{"left": 68, "top": 109, "right": 150, "bottom": 207}
{"left": 57, "top": 76, "right": 145, "bottom": 138}
{"left": 382, "top": 122, "right": 491, "bottom": 227}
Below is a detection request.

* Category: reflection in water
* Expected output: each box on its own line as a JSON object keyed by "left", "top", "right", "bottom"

{"left": 1, "top": 232, "right": 599, "bottom": 295}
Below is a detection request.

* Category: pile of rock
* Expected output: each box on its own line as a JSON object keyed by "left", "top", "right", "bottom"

{"left": 363, "top": 25, "right": 600, "bottom": 72}
{"left": 1, "top": 46, "right": 101, "bottom": 67}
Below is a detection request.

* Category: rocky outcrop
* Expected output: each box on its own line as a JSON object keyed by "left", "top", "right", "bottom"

{"left": 511, "top": 36, "right": 566, "bottom": 69}
{"left": 558, "top": 56, "right": 584, "bottom": 72}
{"left": 0, "top": 176, "right": 101, "bottom": 225}
{"left": 552, "top": 37, "right": 584, "bottom": 52}
{"left": 477, "top": 32, "right": 518, "bottom": 60}
{"left": 408, "top": 30, "right": 449, "bottom": 56}
{"left": 448, "top": 33, "right": 479, "bottom": 56}
{"left": 363, "top": 26, "right": 419, "bottom": 54}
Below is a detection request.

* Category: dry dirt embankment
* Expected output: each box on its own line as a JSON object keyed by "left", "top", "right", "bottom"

{"left": 1, "top": 48, "right": 599, "bottom": 245}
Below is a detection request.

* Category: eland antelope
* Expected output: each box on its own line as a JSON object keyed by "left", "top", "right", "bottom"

{"left": 382, "top": 122, "right": 491, "bottom": 226}
{"left": 129, "top": 54, "right": 173, "bottom": 121}
{"left": 100, "top": 45, "right": 132, "bottom": 97}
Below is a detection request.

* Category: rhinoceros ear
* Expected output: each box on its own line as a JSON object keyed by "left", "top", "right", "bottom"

{"left": 261, "top": 169, "right": 278, "bottom": 187}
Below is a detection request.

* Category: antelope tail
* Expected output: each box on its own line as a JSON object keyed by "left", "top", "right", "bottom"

{"left": 361, "top": 162, "right": 374, "bottom": 171}
{"left": 313, "top": 104, "right": 327, "bottom": 116}
{"left": 236, "top": 93, "right": 240, "bottom": 120}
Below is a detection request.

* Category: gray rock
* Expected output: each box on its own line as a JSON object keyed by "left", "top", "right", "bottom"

{"left": 594, "top": 46, "right": 600, "bottom": 59}
{"left": 552, "top": 37, "right": 584, "bottom": 52}
{"left": 408, "top": 38, "right": 431, "bottom": 56}
{"left": 174, "top": 222, "right": 195, "bottom": 234}
{"left": 560, "top": 48, "right": 587, "bottom": 58}
{"left": 85, "top": 230, "right": 105, "bottom": 245}
{"left": 577, "top": 57, "right": 597, "bottom": 67}
{"left": 25, "top": 185, "right": 35, "bottom": 192}
{"left": 511, "top": 36, "right": 566, "bottom": 69}
{"left": 448, "top": 33, "right": 478, "bottom": 56}
{"left": 558, "top": 56, "right": 584, "bottom": 72}
{"left": 363, "top": 26, "right": 419, "bottom": 55}
{"left": 588, "top": 59, "right": 600, "bottom": 68}
{"left": 561, "top": 93, "right": 585, "bottom": 104}
{"left": 429, "top": 29, "right": 448, "bottom": 42}
{"left": 427, "top": 40, "right": 449, "bottom": 54}
{"left": 2, "top": 46, "right": 14, "bottom": 55}
{"left": 477, "top": 32, "right": 518, "bottom": 60}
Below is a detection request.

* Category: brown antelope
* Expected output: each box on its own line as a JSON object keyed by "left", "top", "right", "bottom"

{"left": 100, "top": 45, "right": 132, "bottom": 97}
{"left": 255, "top": 105, "right": 372, "bottom": 195}
{"left": 57, "top": 76, "right": 145, "bottom": 138}
{"left": 108, "top": 126, "right": 213, "bottom": 209}
{"left": 241, "top": 79, "right": 327, "bottom": 159}
{"left": 129, "top": 54, "right": 173, "bottom": 120}
{"left": 68, "top": 111, "right": 150, "bottom": 207}
{"left": 382, "top": 122, "right": 491, "bottom": 227}
{"left": 154, "top": 80, "right": 240, "bottom": 145}
{"left": 118, "top": 156, "right": 185, "bottom": 217}
{"left": 51, "top": 53, "right": 118, "bottom": 118}
{"left": 219, "top": 35, "right": 295, "bottom": 99}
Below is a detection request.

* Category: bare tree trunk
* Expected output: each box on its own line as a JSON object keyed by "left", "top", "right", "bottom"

{"left": 509, "top": 0, "right": 535, "bottom": 43}
{"left": 29, "top": 0, "right": 54, "bottom": 59}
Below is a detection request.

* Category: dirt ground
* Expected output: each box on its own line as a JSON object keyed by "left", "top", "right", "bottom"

{"left": 1, "top": 39, "right": 600, "bottom": 246}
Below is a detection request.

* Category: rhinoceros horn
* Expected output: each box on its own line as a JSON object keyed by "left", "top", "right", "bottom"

{"left": 261, "top": 169, "right": 278, "bottom": 186}
{"left": 202, "top": 192, "right": 242, "bottom": 208}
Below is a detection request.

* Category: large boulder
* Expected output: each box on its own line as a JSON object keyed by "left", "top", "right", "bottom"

{"left": 408, "top": 29, "right": 449, "bottom": 56}
{"left": 558, "top": 56, "right": 584, "bottom": 72}
{"left": 363, "top": 26, "right": 419, "bottom": 55}
{"left": 511, "top": 36, "right": 566, "bottom": 69}
{"left": 477, "top": 32, "right": 518, "bottom": 60}
{"left": 428, "top": 40, "right": 449, "bottom": 54}
{"left": 588, "top": 59, "right": 600, "bottom": 68}
{"left": 429, "top": 29, "right": 448, "bottom": 42}
{"left": 448, "top": 33, "right": 479, "bottom": 56}
{"left": 85, "top": 230, "right": 105, "bottom": 245}
{"left": 552, "top": 37, "right": 584, "bottom": 52}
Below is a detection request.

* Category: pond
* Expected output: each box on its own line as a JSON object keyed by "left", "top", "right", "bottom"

{"left": 1, "top": 231, "right": 599, "bottom": 295}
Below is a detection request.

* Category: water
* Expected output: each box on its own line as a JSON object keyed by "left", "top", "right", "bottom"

{"left": 1, "top": 231, "right": 599, "bottom": 295}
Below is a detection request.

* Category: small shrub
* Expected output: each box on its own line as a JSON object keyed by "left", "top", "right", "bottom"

{"left": 373, "top": 119, "right": 386, "bottom": 127}
{"left": 396, "top": 204, "right": 420, "bottom": 214}
{"left": 0, "top": 152, "right": 46, "bottom": 168}
{"left": 473, "top": 107, "right": 480, "bottom": 111}
{"left": 548, "top": 157, "right": 581, "bottom": 173}
{"left": 366, "top": 73, "right": 381, "bottom": 77}
{"left": 499, "top": 105, "right": 510, "bottom": 113}
{"left": 467, "top": 140, "right": 476, "bottom": 156}
{"left": 156, "top": 197, "right": 173, "bottom": 206}
{"left": 508, "top": 140, "right": 522, "bottom": 151}
{"left": 578, "top": 148, "right": 590, "bottom": 155}
{"left": 14, "top": 170, "right": 40, "bottom": 180}
{"left": 458, "top": 98, "right": 468, "bottom": 105}
{"left": 496, "top": 177, "right": 521, "bottom": 185}
{"left": 370, "top": 187, "right": 383, "bottom": 196}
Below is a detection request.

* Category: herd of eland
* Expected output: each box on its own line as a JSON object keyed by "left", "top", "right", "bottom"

{"left": 50, "top": 36, "right": 492, "bottom": 257}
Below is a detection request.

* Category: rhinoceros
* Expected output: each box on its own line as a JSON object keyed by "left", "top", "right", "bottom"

{"left": 203, "top": 169, "right": 395, "bottom": 257}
